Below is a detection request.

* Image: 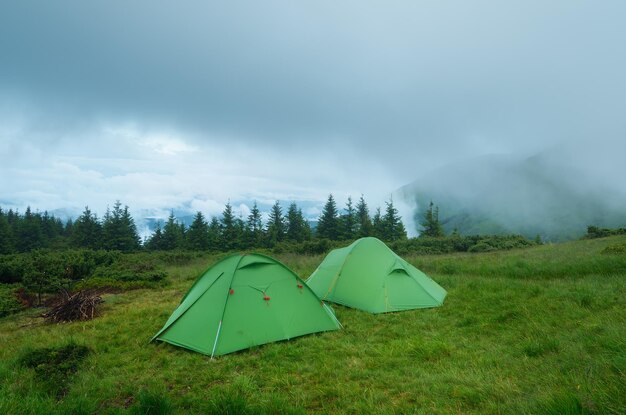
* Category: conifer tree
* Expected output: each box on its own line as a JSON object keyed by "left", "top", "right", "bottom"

{"left": 186, "top": 211, "right": 209, "bottom": 250}
{"left": 356, "top": 195, "right": 373, "bottom": 237}
{"left": 317, "top": 194, "right": 339, "bottom": 240}
{"left": 162, "top": 211, "right": 184, "bottom": 250}
{"left": 17, "top": 207, "right": 43, "bottom": 252}
{"left": 419, "top": 201, "right": 444, "bottom": 237}
{"left": 40, "top": 211, "right": 63, "bottom": 247}
{"left": 372, "top": 207, "right": 383, "bottom": 239}
{"left": 145, "top": 222, "right": 165, "bottom": 250}
{"left": 71, "top": 206, "right": 102, "bottom": 249}
{"left": 0, "top": 207, "right": 15, "bottom": 254}
{"left": 220, "top": 202, "right": 239, "bottom": 250}
{"left": 245, "top": 202, "right": 264, "bottom": 248}
{"left": 382, "top": 199, "right": 407, "bottom": 241}
{"left": 339, "top": 196, "right": 357, "bottom": 240}
{"left": 266, "top": 201, "right": 285, "bottom": 246}
{"left": 102, "top": 201, "right": 140, "bottom": 251}
{"left": 286, "top": 202, "right": 309, "bottom": 242}
{"left": 234, "top": 216, "right": 245, "bottom": 248}
{"left": 64, "top": 218, "right": 74, "bottom": 238}
{"left": 207, "top": 217, "right": 221, "bottom": 250}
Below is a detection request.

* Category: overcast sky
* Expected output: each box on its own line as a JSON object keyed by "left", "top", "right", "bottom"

{"left": 1, "top": 1, "right": 625, "bottom": 227}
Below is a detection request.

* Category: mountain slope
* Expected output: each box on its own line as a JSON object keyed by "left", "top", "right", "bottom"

{"left": 396, "top": 152, "right": 626, "bottom": 241}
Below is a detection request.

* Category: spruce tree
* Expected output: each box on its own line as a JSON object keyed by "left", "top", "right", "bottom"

{"left": 419, "top": 201, "right": 444, "bottom": 237}
{"left": 17, "top": 207, "right": 43, "bottom": 252}
{"left": 0, "top": 207, "right": 15, "bottom": 254}
{"left": 64, "top": 218, "right": 74, "bottom": 238}
{"left": 71, "top": 206, "right": 102, "bottom": 249}
{"left": 317, "top": 194, "right": 339, "bottom": 240}
{"left": 162, "top": 211, "right": 184, "bottom": 250}
{"left": 372, "top": 207, "right": 383, "bottom": 239}
{"left": 186, "top": 211, "right": 210, "bottom": 250}
{"left": 286, "top": 202, "right": 308, "bottom": 242}
{"left": 234, "top": 216, "right": 245, "bottom": 248}
{"left": 102, "top": 201, "right": 140, "bottom": 251}
{"left": 266, "top": 201, "right": 285, "bottom": 246}
{"left": 245, "top": 202, "right": 264, "bottom": 248}
{"left": 207, "top": 217, "right": 222, "bottom": 250}
{"left": 382, "top": 199, "right": 407, "bottom": 241}
{"left": 339, "top": 196, "right": 357, "bottom": 240}
{"left": 356, "top": 195, "right": 373, "bottom": 237}
{"left": 220, "top": 202, "right": 238, "bottom": 250}
{"left": 40, "top": 211, "right": 63, "bottom": 247}
{"left": 145, "top": 222, "right": 165, "bottom": 250}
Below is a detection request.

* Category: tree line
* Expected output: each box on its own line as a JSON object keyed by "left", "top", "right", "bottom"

{"left": 0, "top": 195, "right": 407, "bottom": 254}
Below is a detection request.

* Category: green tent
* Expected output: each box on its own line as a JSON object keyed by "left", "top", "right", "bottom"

{"left": 152, "top": 254, "right": 341, "bottom": 357}
{"left": 307, "top": 237, "right": 447, "bottom": 313}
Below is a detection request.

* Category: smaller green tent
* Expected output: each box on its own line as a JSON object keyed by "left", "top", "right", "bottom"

{"left": 152, "top": 254, "right": 341, "bottom": 357}
{"left": 307, "top": 237, "right": 446, "bottom": 313}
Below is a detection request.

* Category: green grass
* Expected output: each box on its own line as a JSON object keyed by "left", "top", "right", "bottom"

{"left": 1, "top": 236, "right": 625, "bottom": 414}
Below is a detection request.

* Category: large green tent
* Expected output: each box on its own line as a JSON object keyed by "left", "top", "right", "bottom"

{"left": 307, "top": 237, "right": 447, "bottom": 313}
{"left": 152, "top": 254, "right": 341, "bottom": 357}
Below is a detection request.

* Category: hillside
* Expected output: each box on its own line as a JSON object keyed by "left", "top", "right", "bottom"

{"left": 1, "top": 236, "right": 625, "bottom": 414}
{"left": 396, "top": 153, "right": 626, "bottom": 241}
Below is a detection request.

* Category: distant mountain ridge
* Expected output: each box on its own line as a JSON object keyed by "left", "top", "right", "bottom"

{"left": 396, "top": 152, "right": 626, "bottom": 241}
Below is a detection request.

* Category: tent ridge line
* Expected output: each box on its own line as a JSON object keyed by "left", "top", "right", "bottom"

{"left": 325, "top": 241, "right": 359, "bottom": 298}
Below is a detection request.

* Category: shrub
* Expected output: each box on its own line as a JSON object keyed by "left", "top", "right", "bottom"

{"left": 585, "top": 225, "right": 626, "bottom": 239}
{"left": 601, "top": 244, "right": 626, "bottom": 254}
{"left": 84, "top": 254, "right": 167, "bottom": 289}
{"left": 0, "top": 284, "right": 24, "bottom": 317}
{"left": 0, "top": 254, "right": 30, "bottom": 283}
{"left": 468, "top": 242, "right": 496, "bottom": 253}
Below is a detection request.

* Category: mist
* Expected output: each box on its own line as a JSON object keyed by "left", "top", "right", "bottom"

{"left": 1, "top": 1, "right": 625, "bottom": 233}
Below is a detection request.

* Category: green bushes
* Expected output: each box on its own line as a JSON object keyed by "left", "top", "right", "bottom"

{"left": 0, "top": 250, "right": 168, "bottom": 301}
{"left": 272, "top": 239, "right": 342, "bottom": 255}
{"left": 0, "top": 285, "right": 24, "bottom": 317}
{"left": 272, "top": 234, "right": 537, "bottom": 256}
{"left": 390, "top": 234, "right": 537, "bottom": 255}
{"left": 601, "top": 243, "right": 626, "bottom": 254}
{"left": 584, "top": 225, "right": 626, "bottom": 239}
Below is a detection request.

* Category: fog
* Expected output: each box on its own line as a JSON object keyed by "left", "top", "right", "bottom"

{"left": 1, "top": 1, "right": 624, "bottom": 232}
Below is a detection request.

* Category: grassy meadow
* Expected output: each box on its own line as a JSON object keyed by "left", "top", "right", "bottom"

{"left": 0, "top": 236, "right": 625, "bottom": 414}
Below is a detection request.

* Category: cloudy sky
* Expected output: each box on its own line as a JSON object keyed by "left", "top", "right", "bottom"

{"left": 1, "top": 1, "right": 625, "bottom": 229}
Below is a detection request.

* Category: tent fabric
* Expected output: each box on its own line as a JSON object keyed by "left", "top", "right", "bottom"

{"left": 306, "top": 237, "right": 447, "bottom": 314}
{"left": 152, "top": 254, "right": 341, "bottom": 357}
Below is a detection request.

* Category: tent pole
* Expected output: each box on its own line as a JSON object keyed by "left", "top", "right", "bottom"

{"left": 211, "top": 320, "right": 222, "bottom": 359}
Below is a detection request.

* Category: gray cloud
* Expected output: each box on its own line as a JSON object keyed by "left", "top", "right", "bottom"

{"left": 1, "top": 1, "right": 625, "bottom": 226}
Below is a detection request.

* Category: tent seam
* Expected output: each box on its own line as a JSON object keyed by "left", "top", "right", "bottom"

{"left": 211, "top": 255, "right": 245, "bottom": 358}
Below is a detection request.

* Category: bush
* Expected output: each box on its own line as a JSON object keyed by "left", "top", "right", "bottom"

{"left": 84, "top": 254, "right": 167, "bottom": 289}
{"left": 468, "top": 242, "right": 496, "bottom": 253}
{"left": 585, "top": 225, "right": 626, "bottom": 239}
{"left": 0, "top": 254, "right": 30, "bottom": 283}
{"left": 273, "top": 239, "right": 341, "bottom": 255}
{"left": 151, "top": 250, "right": 202, "bottom": 266}
{"left": 0, "top": 284, "right": 24, "bottom": 317}
{"left": 601, "top": 244, "right": 626, "bottom": 254}
{"left": 387, "top": 234, "right": 537, "bottom": 255}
